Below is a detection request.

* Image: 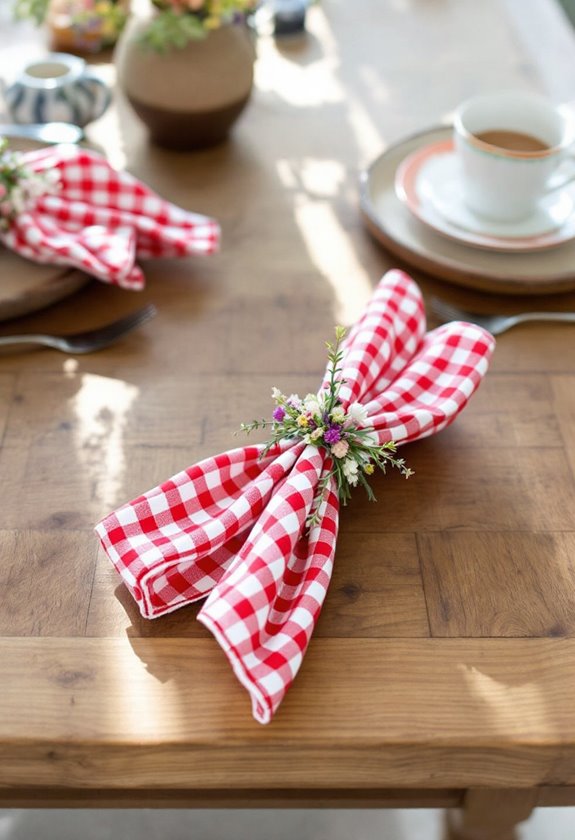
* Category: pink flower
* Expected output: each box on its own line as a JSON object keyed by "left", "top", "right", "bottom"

{"left": 331, "top": 440, "right": 349, "bottom": 459}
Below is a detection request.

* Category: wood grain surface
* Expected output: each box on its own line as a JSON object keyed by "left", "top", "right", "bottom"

{"left": 2, "top": 0, "right": 575, "bottom": 832}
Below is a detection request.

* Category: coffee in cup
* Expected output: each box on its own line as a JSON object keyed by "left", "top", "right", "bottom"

{"left": 453, "top": 91, "right": 575, "bottom": 222}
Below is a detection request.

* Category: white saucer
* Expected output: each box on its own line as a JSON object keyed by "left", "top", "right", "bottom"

{"left": 394, "top": 138, "right": 575, "bottom": 252}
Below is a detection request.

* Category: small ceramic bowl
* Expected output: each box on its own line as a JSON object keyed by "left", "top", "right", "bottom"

{"left": 3, "top": 53, "right": 111, "bottom": 127}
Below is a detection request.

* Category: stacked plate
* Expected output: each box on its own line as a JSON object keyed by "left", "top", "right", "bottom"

{"left": 0, "top": 136, "right": 89, "bottom": 322}
{"left": 360, "top": 126, "right": 575, "bottom": 295}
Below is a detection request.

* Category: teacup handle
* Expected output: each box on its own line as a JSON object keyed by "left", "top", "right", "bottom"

{"left": 79, "top": 70, "right": 112, "bottom": 123}
{"left": 545, "top": 154, "right": 575, "bottom": 193}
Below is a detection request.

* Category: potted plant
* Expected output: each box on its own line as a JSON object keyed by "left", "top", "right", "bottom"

{"left": 13, "top": 0, "right": 129, "bottom": 52}
{"left": 114, "top": 0, "right": 258, "bottom": 150}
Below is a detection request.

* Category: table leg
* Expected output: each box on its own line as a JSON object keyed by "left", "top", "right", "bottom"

{"left": 444, "top": 789, "right": 539, "bottom": 840}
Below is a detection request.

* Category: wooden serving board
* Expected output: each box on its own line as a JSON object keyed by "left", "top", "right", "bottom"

{"left": 0, "top": 135, "right": 90, "bottom": 321}
{"left": 0, "top": 247, "right": 89, "bottom": 322}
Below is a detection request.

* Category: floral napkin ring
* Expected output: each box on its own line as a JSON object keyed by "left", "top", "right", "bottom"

{"left": 240, "top": 326, "right": 414, "bottom": 527}
{"left": 0, "top": 138, "right": 59, "bottom": 228}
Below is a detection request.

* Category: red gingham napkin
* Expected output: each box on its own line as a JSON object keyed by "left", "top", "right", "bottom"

{"left": 95, "top": 270, "right": 495, "bottom": 723}
{"left": 0, "top": 145, "right": 219, "bottom": 289}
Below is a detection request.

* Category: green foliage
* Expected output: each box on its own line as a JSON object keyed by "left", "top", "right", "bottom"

{"left": 13, "top": 0, "right": 50, "bottom": 24}
{"left": 139, "top": 10, "right": 207, "bottom": 52}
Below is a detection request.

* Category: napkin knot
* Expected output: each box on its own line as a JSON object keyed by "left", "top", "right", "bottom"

{"left": 241, "top": 322, "right": 415, "bottom": 527}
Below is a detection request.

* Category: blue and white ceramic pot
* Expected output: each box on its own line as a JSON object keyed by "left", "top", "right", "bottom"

{"left": 4, "top": 53, "right": 111, "bottom": 127}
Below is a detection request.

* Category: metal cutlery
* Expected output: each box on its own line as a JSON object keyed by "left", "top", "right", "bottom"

{"left": 430, "top": 298, "right": 575, "bottom": 336}
{"left": 0, "top": 304, "right": 157, "bottom": 353}
{"left": 0, "top": 122, "right": 84, "bottom": 145}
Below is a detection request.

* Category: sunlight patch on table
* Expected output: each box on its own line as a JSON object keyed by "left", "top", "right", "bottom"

{"left": 460, "top": 664, "right": 556, "bottom": 737}
{"left": 103, "top": 639, "right": 185, "bottom": 738}
{"left": 63, "top": 358, "right": 79, "bottom": 376}
{"left": 293, "top": 196, "right": 373, "bottom": 324}
{"left": 88, "top": 72, "right": 127, "bottom": 172}
{"left": 300, "top": 158, "right": 345, "bottom": 197}
{"left": 357, "top": 64, "right": 391, "bottom": 106}
{"left": 346, "top": 96, "right": 385, "bottom": 162}
{"left": 70, "top": 373, "right": 139, "bottom": 510}
{"left": 276, "top": 159, "right": 299, "bottom": 190}
{"left": 254, "top": 8, "right": 343, "bottom": 107}
{"left": 276, "top": 157, "right": 345, "bottom": 198}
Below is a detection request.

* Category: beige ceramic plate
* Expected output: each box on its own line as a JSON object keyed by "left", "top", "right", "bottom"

{"left": 0, "top": 137, "right": 90, "bottom": 322}
{"left": 360, "top": 125, "right": 575, "bottom": 295}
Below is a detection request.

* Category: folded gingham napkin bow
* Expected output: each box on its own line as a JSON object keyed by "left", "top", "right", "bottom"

{"left": 96, "top": 270, "right": 495, "bottom": 723}
{"left": 0, "top": 144, "right": 219, "bottom": 288}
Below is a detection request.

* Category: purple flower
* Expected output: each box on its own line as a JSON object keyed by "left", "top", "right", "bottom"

{"left": 324, "top": 425, "right": 342, "bottom": 444}
{"left": 272, "top": 406, "right": 286, "bottom": 422}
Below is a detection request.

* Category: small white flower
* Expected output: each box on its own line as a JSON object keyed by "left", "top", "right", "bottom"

{"left": 304, "top": 395, "right": 321, "bottom": 417}
{"left": 28, "top": 174, "right": 53, "bottom": 198}
{"left": 44, "top": 169, "right": 61, "bottom": 185}
{"left": 330, "top": 406, "right": 345, "bottom": 423}
{"left": 271, "top": 387, "right": 282, "bottom": 400}
{"left": 348, "top": 402, "right": 369, "bottom": 427}
{"left": 287, "top": 393, "right": 302, "bottom": 409}
{"left": 310, "top": 428, "right": 323, "bottom": 442}
{"left": 342, "top": 458, "right": 359, "bottom": 486}
{"left": 10, "top": 186, "right": 26, "bottom": 214}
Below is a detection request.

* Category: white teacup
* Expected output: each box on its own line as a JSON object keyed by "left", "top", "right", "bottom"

{"left": 453, "top": 91, "right": 575, "bottom": 222}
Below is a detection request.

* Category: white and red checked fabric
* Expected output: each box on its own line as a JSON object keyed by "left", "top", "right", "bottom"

{"left": 0, "top": 145, "right": 219, "bottom": 289}
{"left": 95, "top": 269, "right": 495, "bottom": 723}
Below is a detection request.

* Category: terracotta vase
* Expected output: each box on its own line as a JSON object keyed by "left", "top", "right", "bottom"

{"left": 114, "top": 14, "right": 256, "bottom": 150}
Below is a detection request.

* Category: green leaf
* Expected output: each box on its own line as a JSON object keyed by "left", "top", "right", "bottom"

{"left": 139, "top": 10, "right": 207, "bottom": 52}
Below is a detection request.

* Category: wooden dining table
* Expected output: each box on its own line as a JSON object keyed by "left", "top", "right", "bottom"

{"left": 2, "top": 1, "right": 575, "bottom": 837}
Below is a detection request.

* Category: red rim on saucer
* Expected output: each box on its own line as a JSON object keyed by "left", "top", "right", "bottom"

{"left": 359, "top": 124, "right": 575, "bottom": 295}
{"left": 395, "top": 138, "right": 575, "bottom": 253}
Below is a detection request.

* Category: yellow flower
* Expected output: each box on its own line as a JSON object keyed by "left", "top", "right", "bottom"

{"left": 297, "top": 414, "right": 309, "bottom": 428}
{"left": 204, "top": 15, "right": 221, "bottom": 28}
{"left": 364, "top": 463, "right": 375, "bottom": 475}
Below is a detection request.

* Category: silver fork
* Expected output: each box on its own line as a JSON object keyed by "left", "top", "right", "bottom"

{"left": 0, "top": 304, "right": 157, "bottom": 353}
{"left": 430, "top": 298, "right": 575, "bottom": 335}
